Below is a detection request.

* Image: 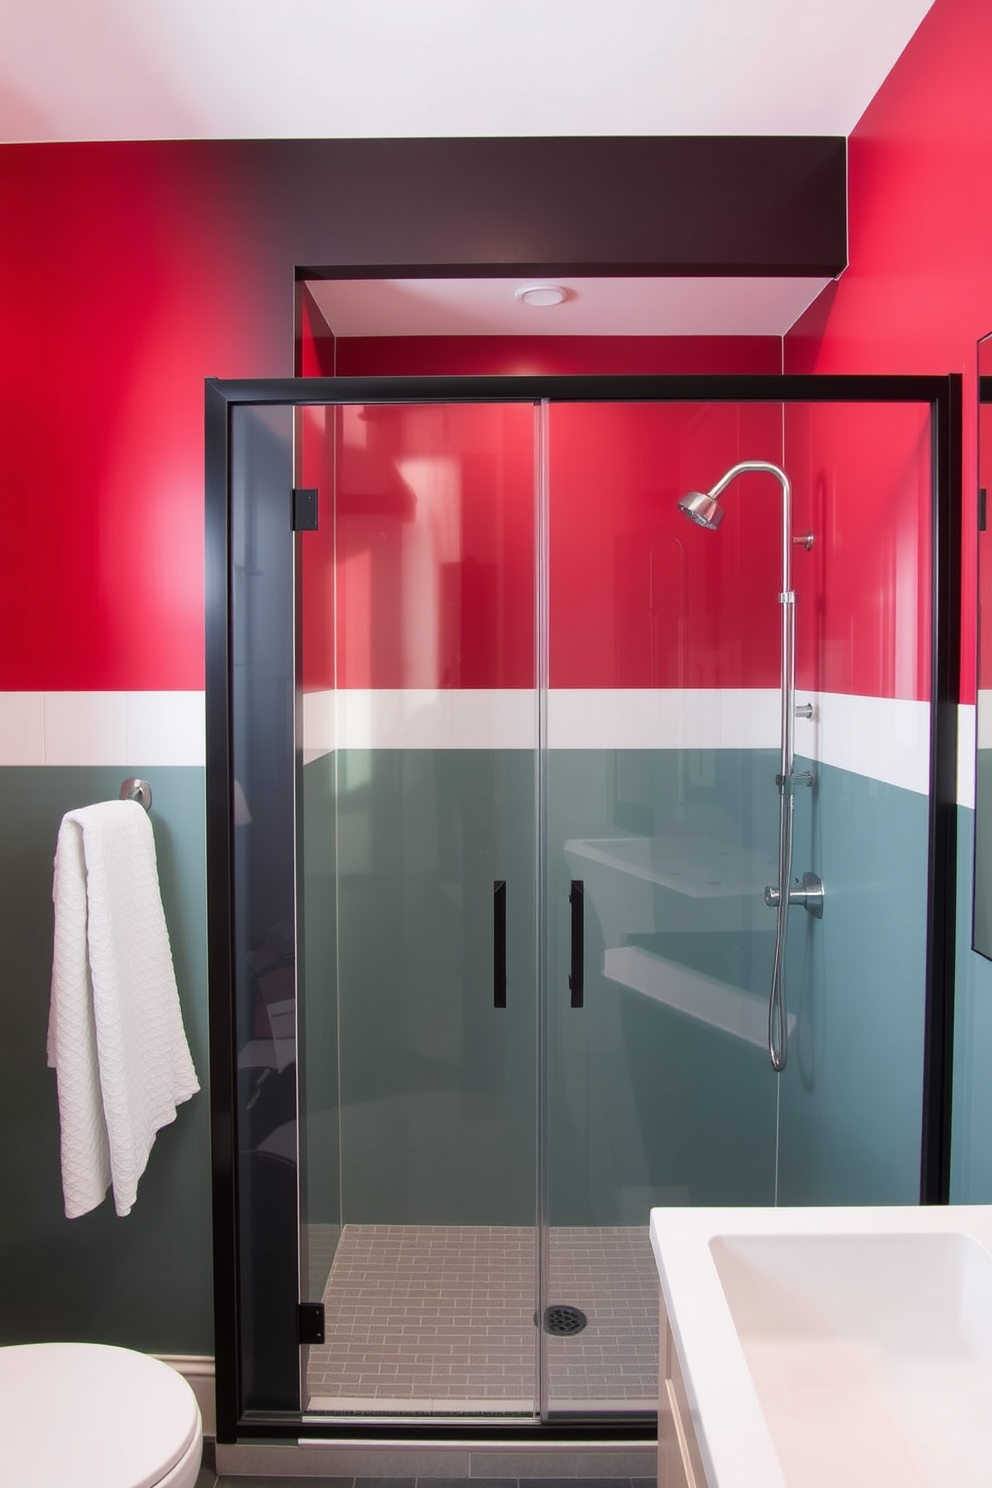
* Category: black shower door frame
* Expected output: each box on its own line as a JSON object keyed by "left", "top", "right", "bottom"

{"left": 205, "top": 371, "right": 961, "bottom": 1445}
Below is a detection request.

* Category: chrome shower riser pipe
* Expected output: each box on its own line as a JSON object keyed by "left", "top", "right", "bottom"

{"left": 682, "top": 461, "right": 819, "bottom": 1073}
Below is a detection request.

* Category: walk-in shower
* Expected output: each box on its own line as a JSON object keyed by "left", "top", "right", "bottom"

{"left": 678, "top": 461, "right": 824, "bottom": 1071}
{"left": 205, "top": 372, "right": 958, "bottom": 1451}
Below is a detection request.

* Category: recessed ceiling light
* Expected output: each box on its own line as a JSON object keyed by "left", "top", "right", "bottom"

{"left": 514, "top": 284, "right": 568, "bottom": 307}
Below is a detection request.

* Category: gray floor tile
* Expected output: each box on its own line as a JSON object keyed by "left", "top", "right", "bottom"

{"left": 520, "top": 1480, "right": 636, "bottom": 1488}
{"left": 308, "top": 1225, "right": 657, "bottom": 1409}
{"left": 215, "top": 1480, "right": 354, "bottom": 1487}
{"left": 418, "top": 1480, "right": 517, "bottom": 1488}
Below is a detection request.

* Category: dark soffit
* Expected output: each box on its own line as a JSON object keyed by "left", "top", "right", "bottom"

{"left": 231, "top": 135, "right": 848, "bottom": 278}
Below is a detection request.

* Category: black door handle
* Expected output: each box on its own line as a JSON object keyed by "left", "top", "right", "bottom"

{"left": 494, "top": 879, "right": 507, "bottom": 1008}
{"left": 569, "top": 880, "right": 584, "bottom": 1008}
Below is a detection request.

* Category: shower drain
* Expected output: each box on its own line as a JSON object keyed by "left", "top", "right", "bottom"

{"left": 536, "top": 1304, "right": 588, "bottom": 1336}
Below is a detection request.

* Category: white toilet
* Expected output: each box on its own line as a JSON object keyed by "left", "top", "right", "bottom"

{"left": 0, "top": 1342, "right": 203, "bottom": 1488}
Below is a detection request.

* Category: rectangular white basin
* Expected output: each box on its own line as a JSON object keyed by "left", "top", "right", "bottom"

{"left": 651, "top": 1206, "right": 992, "bottom": 1488}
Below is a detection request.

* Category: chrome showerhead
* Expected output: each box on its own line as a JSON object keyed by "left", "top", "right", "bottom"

{"left": 677, "top": 489, "right": 725, "bottom": 530}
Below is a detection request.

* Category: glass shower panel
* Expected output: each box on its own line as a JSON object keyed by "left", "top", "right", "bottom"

{"left": 777, "top": 398, "right": 932, "bottom": 1205}
{"left": 542, "top": 400, "right": 782, "bottom": 1416}
{"left": 539, "top": 394, "right": 935, "bottom": 1416}
{"left": 297, "top": 401, "right": 541, "bottom": 1417}
{"left": 228, "top": 402, "right": 300, "bottom": 1412}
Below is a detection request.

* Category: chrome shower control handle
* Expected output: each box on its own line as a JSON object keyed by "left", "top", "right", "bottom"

{"left": 765, "top": 872, "right": 824, "bottom": 918}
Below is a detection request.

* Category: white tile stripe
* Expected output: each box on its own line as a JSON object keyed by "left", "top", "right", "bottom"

{"left": 0, "top": 692, "right": 205, "bottom": 767}
{"left": 548, "top": 688, "right": 781, "bottom": 751}
{"left": 0, "top": 690, "right": 974, "bottom": 805}
{"left": 976, "top": 692, "right": 992, "bottom": 749}
{"left": 799, "top": 690, "right": 931, "bottom": 798}
{"left": 301, "top": 687, "right": 538, "bottom": 759}
{"left": 304, "top": 687, "right": 934, "bottom": 795}
{"left": 960, "top": 702, "right": 977, "bottom": 811}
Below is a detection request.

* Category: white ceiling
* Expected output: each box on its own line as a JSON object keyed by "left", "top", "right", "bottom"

{"left": 0, "top": 0, "right": 936, "bottom": 144}
{"left": 307, "top": 275, "right": 834, "bottom": 339}
{"left": 0, "top": 0, "right": 936, "bottom": 338}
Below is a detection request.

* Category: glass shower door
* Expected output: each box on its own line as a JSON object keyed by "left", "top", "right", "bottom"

{"left": 296, "top": 400, "right": 541, "bottom": 1417}
{"left": 541, "top": 399, "right": 782, "bottom": 1416}
{"left": 217, "top": 375, "right": 951, "bottom": 1434}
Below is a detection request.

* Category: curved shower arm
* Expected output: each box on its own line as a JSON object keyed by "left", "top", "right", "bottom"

{"left": 703, "top": 461, "right": 795, "bottom": 788}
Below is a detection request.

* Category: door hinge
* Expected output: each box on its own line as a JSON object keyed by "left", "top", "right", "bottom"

{"left": 298, "top": 1302, "right": 325, "bottom": 1345}
{"left": 292, "top": 487, "right": 319, "bottom": 531}
{"left": 980, "top": 487, "right": 987, "bottom": 533}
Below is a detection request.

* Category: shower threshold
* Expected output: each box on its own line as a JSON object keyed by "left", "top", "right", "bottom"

{"left": 305, "top": 1223, "right": 658, "bottom": 1416}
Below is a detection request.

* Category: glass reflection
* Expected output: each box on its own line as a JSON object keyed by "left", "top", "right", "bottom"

{"left": 974, "top": 336, "right": 992, "bottom": 956}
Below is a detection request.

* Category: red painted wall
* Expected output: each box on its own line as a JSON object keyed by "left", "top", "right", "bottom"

{"left": 785, "top": 0, "right": 992, "bottom": 703}
{"left": 300, "top": 286, "right": 335, "bottom": 377}
{"left": 299, "top": 392, "right": 787, "bottom": 693}
{"left": 299, "top": 337, "right": 784, "bottom": 692}
{"left": 0, "top": 144, "right": 286, "bottom": 691}
{"left": 335, "top": 336, "right": 780, "bottom": 378}
{"left": 5, "top": 0, "right": 986, "bottom": 710}
{"left": 0, "top": 129, "right": 781, "bottom": 698}
{"left": 788, "top": 400, "right": 932, "bottom": 700}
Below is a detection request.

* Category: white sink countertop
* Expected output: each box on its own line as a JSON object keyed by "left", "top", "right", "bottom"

{"left": 650, "top": 1203, "right": 992, "bottom": 1488}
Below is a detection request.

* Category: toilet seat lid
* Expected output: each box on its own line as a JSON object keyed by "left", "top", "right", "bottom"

{"left": 0, "top": 1342, "right": 201, "bottom": 1488}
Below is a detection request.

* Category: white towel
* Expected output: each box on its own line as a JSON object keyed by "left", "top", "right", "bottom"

{"left": 47, "top": 800, "right": 199, "bottom": 1218}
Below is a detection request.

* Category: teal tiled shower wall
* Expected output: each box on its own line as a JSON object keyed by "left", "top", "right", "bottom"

{"left": 0, "top": 767, "right": 212, "bottom": 1353}
{"left": 299, "top": 752, "right": 340, "bottom": 1238}
{"left": 778, "top": 759, "right": 929, "bottom": 1205}
{"left": 546, "top": 747, "right": 780, "bottom": 1220}
{"left": 951, "top": 803, "right": 992, "bottom": 1202}
{"left": 302, "top": 749, "right": 537, "bottom": 1228}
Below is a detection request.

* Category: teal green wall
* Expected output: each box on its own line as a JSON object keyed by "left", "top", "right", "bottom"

{"left": 305, "top": 747, "right": 785, "bottom": 1231}
{"left": 305, "top": 750, "right": 537, "bottom": 1226}
{"left": 0, "top": 768, "right": 212, "bottom": 1353}
{"left": 1, "top": 752, "right": 983, "bottom": 1361}
{"left": 546, "top": 748, "right": 779, "bottom": 1221}
{"left": 951, "top": 803, "right": 992, "bottom": 1202}
{"left": 778, "top": 760, "right": 929, "bottom": 1205}
{"left": 307, "top": 748, "right": 937, "bottom": 1228}
{"left": 299, "top": 753, "right": 340, "bottom": 1238}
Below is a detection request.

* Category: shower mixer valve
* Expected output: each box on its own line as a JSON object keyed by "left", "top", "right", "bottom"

{"left": 765, "top": 872, "right": 824, "bottom": 918}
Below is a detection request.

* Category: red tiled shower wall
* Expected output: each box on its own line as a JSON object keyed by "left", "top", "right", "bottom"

{"left": 548, "top": 400, "right": 784, "bottom": 690}
{"left": 787, "top": 400, "right": 932, "bottom": 702}
{"left": 785, "top": 0, "right": 992, "bottom": 704}
{"left": 308, "top": 401, "right": 537, "bottom": 691}
{"left": 335, "top": 335, "right": 781, "bottom": 379}
{"left": 299, "top": 336, "right": 783, "bottom": 692}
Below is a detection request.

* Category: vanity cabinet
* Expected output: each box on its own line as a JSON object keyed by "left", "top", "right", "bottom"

{"left": 659, "top": 1300, "right": 708, "bottom": 1488}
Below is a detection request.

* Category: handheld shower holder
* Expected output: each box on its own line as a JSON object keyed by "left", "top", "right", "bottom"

{"left": 776, "top": 768, "right": 814, "bottom": 795}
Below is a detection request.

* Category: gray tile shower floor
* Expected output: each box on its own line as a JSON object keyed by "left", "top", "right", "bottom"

{"left": 306, "top": 1225, "right": 658, "bottom": 1414}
